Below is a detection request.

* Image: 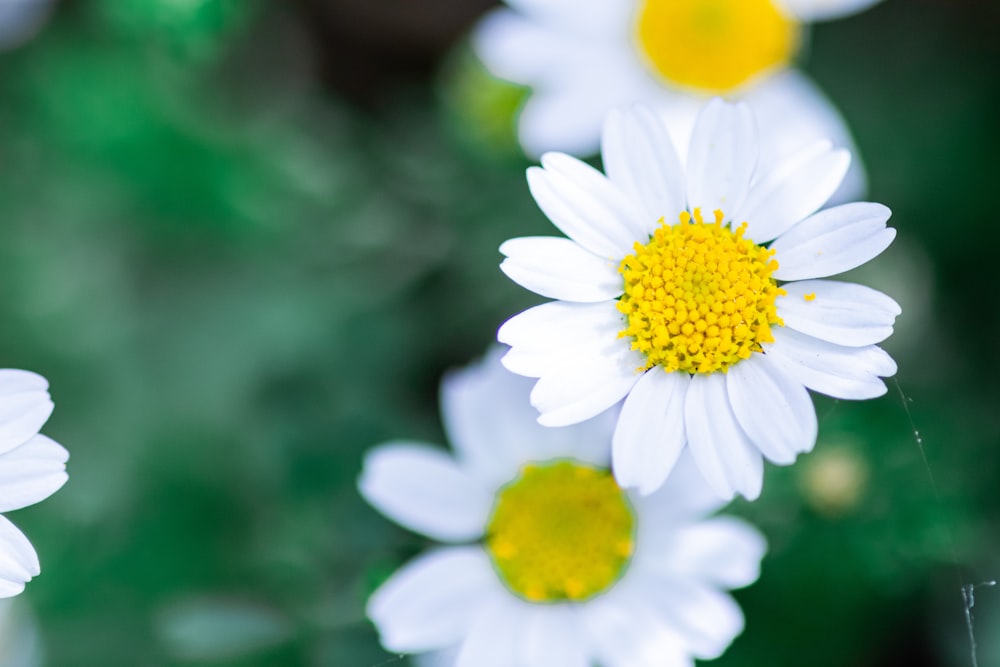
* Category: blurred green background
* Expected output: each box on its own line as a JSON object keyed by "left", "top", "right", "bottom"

{"left": 0, "top": 0, "right": 997, "bottom": 665}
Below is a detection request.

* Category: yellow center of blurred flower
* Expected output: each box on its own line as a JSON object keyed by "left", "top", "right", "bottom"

{"left": 635, "top": 0, "right": 800, "bottom": 93}
{"left": 617, "top": 209, "right": 785, "bottom": 374}
{"left": 485, "top": 460, "right": 635, "bottom": 603}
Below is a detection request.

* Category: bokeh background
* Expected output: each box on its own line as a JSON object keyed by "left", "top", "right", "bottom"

{"left": 0, "top": 0, "right": 997, "bottom": 665}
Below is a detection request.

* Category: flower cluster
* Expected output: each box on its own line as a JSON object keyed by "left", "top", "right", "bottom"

{"left": 362, "top": 1, "right": 897, "bottom": 665}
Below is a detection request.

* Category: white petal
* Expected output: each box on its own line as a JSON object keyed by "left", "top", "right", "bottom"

{"left": 583, "top": 589, "right": 693, "bottom": 667}
{"left": 684, "top": 374, "right": 764, "bottom": 500}
{"left": 358, "top": 445, "right": 492, "bottom": 542}
{"left": 637, "top": 576, "right": 745, "bottom": 660}
{"left": 498, "top": 301, "right": 624, "bottom": 378}
{"left": 612, "top": 370, "right": 689, "bottom": 495}
{"left": 503, "top": 0, "right": 633, "bottom": 35}
{"left": 455, "top": 594, "right": 525, "bottom": 667}
{"left": 368, "top": 547, "right": 500, "bottom": 653}
{"left": 472, "top": 10, "right": 566, "bottom": 86}
{"left": 726, "top": 355, "right": 817, "bottom": 465}
{"left": 540, "top": 153, "right": 650, "bottom": 241}
{"left": 735, "top": 142, "right": 850, "bottom": 243}
{"left": 774, "top": 0, "right": 884, "bottom": 22}
{"left": 0, "top": 516, "right": 37, "bottom": 598}
{"left": 767, "top": 327, "right": 897, "bottom": 399}
{"left": 642, "top": 517, "right": 767, "bottom": 590}
{"left": 779, "top": 280, "right": 901, "bottom": 346}
{"left": 527, "top": 162, "right": 639, "bottom": 258}
{"left": 771, "top": 202, "right": 895, "bottom": 281}
{"left": 529, "top": 343, "right": 643, "bottom": 426}
{"left": 744, "top": 70, "right": 866, "bottom": 204}
{"left": 0, "top": 435, "right": 68, "bottom": 513}
{"left": 518, "top": 605, "right": 589, "bottom": 667}
{"left": 500, "top": 236, "right": 621, "bottom": 302}
{"left": 631, "top": 451, "right": 727, "bottom": 526}
{"left": 0, "top": 370, "right": 53, "bottom": 456}
{"left": 685, "top": 99, "right": 757, "bottom": 217}
{"left": 601, "top": 106, "right": 686, "bottom": 228}
{"left": 440, "top": 348, "right": 614, "bottom": 485}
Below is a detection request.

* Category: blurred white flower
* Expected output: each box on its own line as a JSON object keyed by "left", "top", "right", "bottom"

{"left": 360, "top": 349, "right": 765, "bottom": 667}
{"left": 498, "top": 100, "right": 898, "bottom": 500}
{"left": 0, "top": 0, "right": 53, "bottom": 51}
{"left": 473, "top": 0, "right": 883, "bottom": 200}
{"left": 0, "top": 598, "right": 42, "bottom": 667}
{"left": 0, "top": 370, "right": 68, "bottom": 597}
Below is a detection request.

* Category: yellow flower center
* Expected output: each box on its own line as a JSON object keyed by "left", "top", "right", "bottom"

{"left": 635, "top": 0, "right": 801, "bottom": 93}
{"left": 485, "top": 460, "right": 636, "bottom": 603}
{"left": 617, "top": 209, "right": 785, "bottom": 375}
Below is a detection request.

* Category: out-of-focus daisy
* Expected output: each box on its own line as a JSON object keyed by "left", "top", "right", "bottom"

{"left": 498, "top": 99, "right": 898, "bottom": 500}
{"left": 360, "top": 350, "right": 765, "bottom": 667}
{"left": 0, "top": 370, "right": 68, "bottom": 597}
{"left": 473, "top": 0, "right": 882, "bottom": 200}
{"left": 0, "top": 0, "right": 54, "bottom": 51}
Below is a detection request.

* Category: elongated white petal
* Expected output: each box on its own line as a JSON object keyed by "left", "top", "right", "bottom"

{"left": 359, "top": 445, "right": 492, "bottom": 542}
{"left": 500, "top": 236, "right": 621, "bottom": 302}
{"left": 530, "top": 344, "right": 643, "bottom": 426}
{"left": 613, "top": 370, "right": 689, "bottom": 495}
{"left": 602, "top": 106, "right": 686, "bottom": 228}
{"left": 771, "top": 202, "right": 895, "bottom": 280}
{"left": 684, "top": 374, "right": 764, "bottom": 500}
{"left": 583, "top": 589, "right": 693, "bottom": 667}
{"left": 736, "top": 142, "right": 850, "bottom": 243}
{"left": 527, "top": 162, "right": 637, "bottom": 259}
{"left": 0, "top": 435, "right": 69, "bottom": 513}
{"left": 648, "top": 517, "right": 767, "bottom": 589}
{"left": 779, "top": 280, "right": 901, "bottom": 346}
{"left": 632, "top": 452, "right": 727, "bottom": 526}
{"left": 637, "top": 577, "right": 745, "bottom": 660}
{"left": 0, "top": 371, "right": 53, "bottom": 456}
{"left": 767, "top": 327, "right": 896, "bottom": 399}
{"left": 455, "top": 594, "right": 525, "bottom": 667}
{"left": 0, "top": 516, "right": 37, "bottom": 598}
{"left": 518, "top": 605, "right": 589, "bottom": 667}
{"left": 498, "top": 301, "right": 624, "bottom": 377}
{"left": 726, "top": 356, "right": 817, "bottom": 465}
{"left": 686, "top": 99, "right": 757, "bottom": 217}
{"left": 369, "top": 548, "right": 500, "bottom": 653}
{"left": 774, "top": 0, "right": 884, "bottom": 22}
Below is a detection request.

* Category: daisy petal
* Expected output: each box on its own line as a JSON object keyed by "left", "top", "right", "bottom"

{"left": 0, "top": 516, "right": 37, "bottom": 598}
{"left": 735, "top": 142, "right": 850, "bottom": 243}
{"left": 770, "top": 202, "right": 895, "bottom": 281}
{"left": 368, "top": 547, "right": 500, "bottom": 653}
{"left": 500, "top": 236, "right": 621, "bottom": 302}
{"left": 633, "top": 451, "right": 727, "bottom": 526}
{"left": 685, "top": 99, "right": 757, "bottom": 217}
{"left": 530, "top": 344, "right": 643, "bottom": 426}
{"left": 0, "top": 370, "right": 53, "bottom": 456}
{"left": 455, "top": 594, "right": 524, "bottom": 667}
{"left": 774, "top": 0, "right": 884, "bottom": 22}
{"left": 0, "top": 435, "right": 69, "bottom": 513}
{"left": 684, "top": 374, "right": 764, "bottom": 500}
{"left": 727, "top": 355, "right": 818, "bottom": 465}
{"left": 780, "top": 280, "right": 901, "bottom": 346}
{"left": 527, "top": 161, "right": 638, "bottom": 258}
{"left": 602, "top": 106, "right": 685, "bottom": 228}
{"left": 613, "top": 370, "right": 689, "bottom": 495}
{"left": 767, "top": 327, "right": 897, "bottom": 399}
{"left": 584, "top": 589, "right": 693, "bottom": 667}
{"left": 657, "top": 517, "right": 767, "bottom": 589}
{"left": 639, "top": 577, "right": 745, "bottom": 660}
{"left": 358, "top": 445, "right": 492, "bottom": 542}
{"left": 498, "top": 301, "right": 623, "bottom": 378}
{"left": 518, "top": 605, "right": 589, "bottom": 667}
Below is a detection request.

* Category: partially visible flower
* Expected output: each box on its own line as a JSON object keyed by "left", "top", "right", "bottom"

{"left": 473, "top": 0, "right": 882, "bottom": 200}
{"left": 0, "top": 370, "right": 68, "bottom": 597}
{"left": 0, "top": 0, "right": 54, "bottom": 51}
{"left": 498, "top": 99, "right": 898, "bottom": 500}
{"left": 360, "top": 350, "right": 765, "bottom": 667}
{"left": 0, "top": 599, "right": 42, "bottom": 667}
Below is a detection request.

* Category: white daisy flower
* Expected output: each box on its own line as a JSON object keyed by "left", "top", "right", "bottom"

{"left": 473, "top": 0, "right": 882, "bottom": 201}
{"left": 0, "top": 370, "right": 68, "bottom": 597}
{"left": 360, "top": 350, "right": 766, "bottom": 667}
{"left": 497, "top": 99, "right": 899, "bottom": 500}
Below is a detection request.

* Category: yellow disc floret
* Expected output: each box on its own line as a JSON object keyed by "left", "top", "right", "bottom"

{"left": 485, "top": 460, "right": 635, "bottom": 603}
{"left": 618, "top": 209, "right": 785, "bottom": 375}
{"left": 635, "top": 0, "right": 800, "bottom": 93}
